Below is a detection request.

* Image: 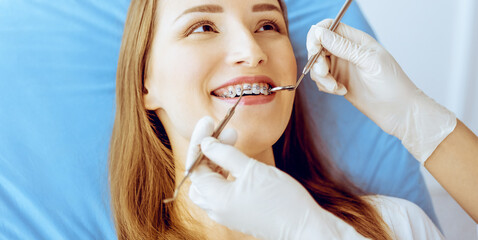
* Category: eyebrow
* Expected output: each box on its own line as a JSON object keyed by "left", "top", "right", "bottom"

{"left": 176, "top": 4, "right": 223, "bottom": 21}
{"left": 182, "top": 4, "right": 224, "bottom": 15}
{"left": 252, "top": 3, "right": 281, "bottom": 13}
{"left": 177, "top": 3, "right": 281, "bottom": 21}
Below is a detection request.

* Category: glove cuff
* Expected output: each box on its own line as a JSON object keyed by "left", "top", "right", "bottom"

{"left": 400, "top": 91, "right": 457, "bottom": 163}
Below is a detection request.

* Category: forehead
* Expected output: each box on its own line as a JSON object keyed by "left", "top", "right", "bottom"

{"left": 159, "top": 0, "right": 282, "bottom": 18}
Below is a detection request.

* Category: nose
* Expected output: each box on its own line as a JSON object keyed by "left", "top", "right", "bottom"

{"left": 226, "top": 28, "right": 268, "bottom": 67}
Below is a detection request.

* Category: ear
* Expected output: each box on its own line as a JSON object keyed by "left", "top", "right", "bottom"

{"left": 143, "top": 78, "right": 162, "bottom": 111}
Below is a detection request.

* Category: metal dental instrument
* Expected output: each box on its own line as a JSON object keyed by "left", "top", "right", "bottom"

{"left": 269, "top": 0, "right": 354, "bottom": 93}
{"left": 163, "top": 90, "right": 244, "bottom": 204}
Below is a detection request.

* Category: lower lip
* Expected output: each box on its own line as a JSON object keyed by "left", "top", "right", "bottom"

{"left": 213, "top": 94, "right": 276, "bottom": 105}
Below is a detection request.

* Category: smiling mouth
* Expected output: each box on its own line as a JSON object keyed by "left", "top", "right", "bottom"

{"left": 211, "top": 82, "right": 273, "bottom": 98}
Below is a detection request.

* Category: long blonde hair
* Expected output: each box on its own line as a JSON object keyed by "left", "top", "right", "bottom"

{"left": 110, "top": 0, "right": 391, "bottom": 239}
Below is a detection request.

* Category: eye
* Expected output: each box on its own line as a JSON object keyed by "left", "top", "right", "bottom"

{"left": 193, "top": 24, "right": 216, "bottom": 33}
{"left": 257, "top": 20, "right": 281, "bottom": 33}
{"left": 185, "top": 20, "right": 218, "bottom": 36}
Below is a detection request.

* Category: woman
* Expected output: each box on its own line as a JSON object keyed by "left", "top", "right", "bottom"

{"left": 109, "top": 0, "right": 453, "bottom": 239}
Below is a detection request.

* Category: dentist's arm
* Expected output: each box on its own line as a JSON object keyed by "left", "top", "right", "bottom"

{"left": 425, "top": 120, "right": 478, "bottom": 222}
{"left": 307, "top": 19, "right": 478, "bottom": 222}
{"left": 186, "top": 117, "right": 368, "bottom": 240}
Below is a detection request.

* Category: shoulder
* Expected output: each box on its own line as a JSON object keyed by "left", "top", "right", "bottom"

{"left": 363, "top": 195, "right": 445, "bottom": 240}
{"left": 364, "top": 195, "right": 426, "bottom": 217}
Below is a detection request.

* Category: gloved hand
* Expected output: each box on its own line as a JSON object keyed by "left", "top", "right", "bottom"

{"left": 307, "top": 19, "right": 457, "bottom": 163}
{"left": 186, "top": 116, "right": 368, "bottom": 240}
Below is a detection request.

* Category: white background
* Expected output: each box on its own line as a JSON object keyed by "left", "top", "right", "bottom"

{"left": 356, "top": 0, "right": 478, "bottom": 239}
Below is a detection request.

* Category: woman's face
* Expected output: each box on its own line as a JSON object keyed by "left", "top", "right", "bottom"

{"left": 145, "top": 0, "right": 297, "bottom": 160}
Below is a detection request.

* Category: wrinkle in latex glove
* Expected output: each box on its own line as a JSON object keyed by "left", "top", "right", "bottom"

{"left": 306, "top": 19, "right": 457, "bottom": 163}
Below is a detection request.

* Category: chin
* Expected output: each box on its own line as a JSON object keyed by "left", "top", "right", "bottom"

{"left": 233, "top": 122, "right": 287, "bottom": 158}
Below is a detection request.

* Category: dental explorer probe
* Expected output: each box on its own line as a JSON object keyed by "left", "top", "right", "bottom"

{"left": 269, "top": 0, "right": 354, "bottom": 93}
{"left": 163, "top": 91, "right": 244, "bottom": 203}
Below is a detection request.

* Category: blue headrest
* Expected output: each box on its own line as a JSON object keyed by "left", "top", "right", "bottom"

{"left": 0, "top": 0, "right": 438, "bottom": 238}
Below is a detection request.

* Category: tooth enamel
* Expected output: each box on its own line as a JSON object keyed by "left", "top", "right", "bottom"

{"left": 252, "top": 83, "right": 260, "bottom": 94}
{"left": 243, "top": 83, "right": 253, "bottom": 94}
{"left": 235, "top": 85, "right": 243, "bottom": 96}
{"left": 261, "top": 85, "right": 269, "bottom": 95}
{"left": 228, "top": 86, "right": 236, "bottom": 98}
{"left": 219, "top": 89, "right": 227, "bottom": 97}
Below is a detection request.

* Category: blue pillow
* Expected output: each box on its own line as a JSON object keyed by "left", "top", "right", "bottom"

{"left": 0, "top": 0, "right": 438, "bottom": 238}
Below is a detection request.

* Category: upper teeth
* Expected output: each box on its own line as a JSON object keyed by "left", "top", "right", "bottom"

{"left": 216, "top": 83, "right": 271, "bottom": 98}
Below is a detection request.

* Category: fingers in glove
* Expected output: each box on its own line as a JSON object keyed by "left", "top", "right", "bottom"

{"left": 188, "top": 184, "right": 212, "bottom": 212}
{"left": 204, "top": 128, "right": 237, "bottom": 177}
{"left": 307, "top": 25, "right": 323, "bottom": 58}
{"left": 186, "top": 116, "right": 215, "bottom": 170}
{"left": 189, "top": 169, "right": 229, "bottom": 207}
{"left": 308, "top": 19, "right": 377, "bottom": 70}
{"left": 217, "top": 128, "right": 238, "bottom": 146}
{"left": 187, "top": 117, "right": 238, "bottom": 181}
{"left": 311, "top": 73, "right": 348, "bottom": 96}
{"left": 201, "top": 137, "right": 253, "bottom": 178}
{"left": 187, "top": 117, "right": 237, "bottom": 169}
{"left": 314, "top": 19, "right": 376, "bottom": 45}
{"left": 313, "top": 26, "right": 375, "bottom": 70}
{"left": 310, "top": 54, "right": 348, "bottom": 95}
{"left": 188, "top": 154, "right": 232, "bottom": 208}
{"left": 312, "top": 52, "right": 329, "bottom": 78}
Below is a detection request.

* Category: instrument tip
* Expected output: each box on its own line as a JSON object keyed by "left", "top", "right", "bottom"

{"left": 162, "top": 190, "right": 178, "bottom": 203}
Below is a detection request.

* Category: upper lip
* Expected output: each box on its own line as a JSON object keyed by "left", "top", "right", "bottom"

{"left": 211, "top": 75, "right": 277, "bottom": 93}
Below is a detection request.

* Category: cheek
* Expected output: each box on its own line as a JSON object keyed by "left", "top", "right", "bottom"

{"left": 150, "top": 44, "right": 221, "bottom": 140}
{"left": 262, "top": 37, "right": 297, "bottom": 85}
{"left": 154, "top": 44, "right": 216, "bottom": 91}
{"left": 281, "top": 51, "right": 298, "bottom": 86}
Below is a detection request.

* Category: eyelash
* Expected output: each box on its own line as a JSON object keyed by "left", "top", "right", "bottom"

{"left": 183, "top": 18, "right": 282, "bottom": 37}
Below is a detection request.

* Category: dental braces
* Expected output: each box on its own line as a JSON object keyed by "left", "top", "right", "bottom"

{"left": 219, "top": 83, "right": 272, "bottom": 98}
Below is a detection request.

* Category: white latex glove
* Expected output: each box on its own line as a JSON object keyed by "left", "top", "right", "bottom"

{"left": 307, "top": 19, "right": 457, "bottom": 163}
{"left": 186, "top": 116, "right": 369, "bottom": 240}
